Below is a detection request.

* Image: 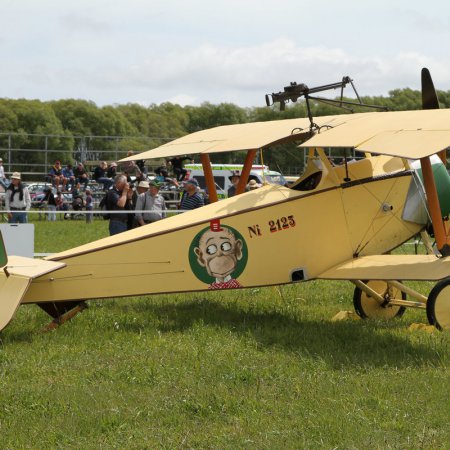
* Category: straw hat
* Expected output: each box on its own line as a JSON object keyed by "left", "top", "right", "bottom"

{"left": 11, "top": 172, "right": 21, "bottom": 180}
{"left": 247, "top": 179, "right": 261, "bottom": 190}
{"left": 137, "top": 181, "right": 150, "bottom": 189}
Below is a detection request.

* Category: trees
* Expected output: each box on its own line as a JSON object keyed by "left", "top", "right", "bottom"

{"left": 1, "top": 87, "right": 449, "bottom": 178}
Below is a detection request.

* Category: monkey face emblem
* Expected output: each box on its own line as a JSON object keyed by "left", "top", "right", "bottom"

{"left": 189, "top": 222, "right": 248, "bottom": 288}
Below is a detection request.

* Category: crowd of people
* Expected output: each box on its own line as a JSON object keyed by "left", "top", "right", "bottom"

{"left": 1, "top": 155, "right": 262, "bottom": 231}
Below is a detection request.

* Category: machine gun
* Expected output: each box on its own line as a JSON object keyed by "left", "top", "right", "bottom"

{"left": 265, "top": 76, "right": 388, "bottom": 131}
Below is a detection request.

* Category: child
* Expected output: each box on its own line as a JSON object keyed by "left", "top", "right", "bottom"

{"left": 85, "top": 189, "right": 93, "bottom": 223}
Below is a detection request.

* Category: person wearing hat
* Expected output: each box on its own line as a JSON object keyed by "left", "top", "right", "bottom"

{"left": 5, "top": 172, "right": 31, "bottom": 224}
{"left": 227, "top": 171, "right": 249, "bottom": 197}
{"left": 0, "top": 157, "right": 9, "bottom": 190}
{"left": 135, "top": 180, "right": 167, "bottom": 226}
{"left": 247, "top": 179, "right": 261, "bottom": 190}
{"left": 179, "top": 178, "right": 204, "bottom": 211}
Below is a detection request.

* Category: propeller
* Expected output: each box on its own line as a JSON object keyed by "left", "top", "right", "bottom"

{"left": 421, "top": 68, "right": 446, "bottom": 164}
{"left": 421, "top": 67, "right": 439, "bottom": 110}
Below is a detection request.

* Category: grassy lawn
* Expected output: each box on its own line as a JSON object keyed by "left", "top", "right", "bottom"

{"left": 0, "top": 220, "right": 448, "bottom": 448}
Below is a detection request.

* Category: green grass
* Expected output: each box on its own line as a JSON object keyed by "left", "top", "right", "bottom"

{"left": 0, "top": 220, "right": 449, "bottom": 449}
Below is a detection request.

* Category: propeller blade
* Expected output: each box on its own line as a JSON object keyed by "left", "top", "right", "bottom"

{"left": 421, "top": 68, "right": 446, "bottom": 164}
{"left": 421, "top": 67, "right": 439, "bottom": 110}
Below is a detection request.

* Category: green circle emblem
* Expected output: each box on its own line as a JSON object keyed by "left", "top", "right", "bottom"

{"left": 189, "top": 224, "right": 248, "bottom": 284}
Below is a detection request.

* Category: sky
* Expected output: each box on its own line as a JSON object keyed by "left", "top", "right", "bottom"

{"left": 1, "top": 0, "right": 450, "bottom": 108}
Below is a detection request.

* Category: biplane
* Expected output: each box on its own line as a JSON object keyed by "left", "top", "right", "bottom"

{"left": 1, "top": 68, "right": 450, "bottom": 333}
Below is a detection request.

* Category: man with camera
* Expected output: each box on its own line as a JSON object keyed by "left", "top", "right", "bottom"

{"left": 105, "top": 174, "right": 132, "bottom": 236}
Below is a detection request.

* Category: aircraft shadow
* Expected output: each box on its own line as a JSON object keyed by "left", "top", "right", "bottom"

{"left": 116, "top": 297, "right": 441, "bottom": 370}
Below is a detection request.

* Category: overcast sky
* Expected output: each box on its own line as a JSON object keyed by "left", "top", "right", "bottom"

{"left": 1, "top": 0, "right": 450, "bottom": 108}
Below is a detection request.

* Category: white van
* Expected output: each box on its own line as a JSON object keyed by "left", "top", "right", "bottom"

{"left": 184, "top": 163, "right": 286, "bottom": 198}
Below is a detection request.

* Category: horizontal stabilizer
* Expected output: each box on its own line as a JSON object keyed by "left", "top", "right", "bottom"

{"left": 4, "top": 256, "right": 66, "bottom": 278}
{"left": 0, "top": 257, "right": 66, "bottom": 332}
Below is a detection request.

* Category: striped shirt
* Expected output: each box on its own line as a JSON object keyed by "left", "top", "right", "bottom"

{"left": 179, "top": 192, "right": 204, "bottom": 211}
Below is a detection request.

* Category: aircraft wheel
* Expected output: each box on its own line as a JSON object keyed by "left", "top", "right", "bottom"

{"left": 353, "top": 280, "right": 406, "bottom": 320}
{"left": 426, "top": 278, "right": 450, "bottom": 330}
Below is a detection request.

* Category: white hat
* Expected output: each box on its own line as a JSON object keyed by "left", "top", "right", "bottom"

{"left": 137, "top": 181, "right": 150, "bottom": 189}
{"left": 247, "top": 179, "right": 261, "bottom": 189}
{"left": 11, "top": 172, "right": 21, "bottom": 180}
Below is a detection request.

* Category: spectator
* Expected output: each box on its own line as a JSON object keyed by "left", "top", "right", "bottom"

{"left": 74, "top": 162, "right": 89, "bottom": 188}
{"left": 227, "top": 171, "right": 249, "bottom": 197}
{"left": 179, "top": 178, "right": 204, "bottom": 211}
{"left": 0, "top": 158, "right": 9, "bottom": 190}
{"left": 41, "top": 187, "right": 57, "bottom": 221}
{"left": 105, "top": 174, "right": 131, "bottom": 235}
{"left": 55, "top": 192, "right": 69, "bottom": 219}
{"left": 135, "top": 157, "right": 146, "bottom": 175}
{"left": 107, "top": 162, "right": 118, "bottom": 179}
{"left": 62, "top": 164, "right": 75, "bottom": 191}
{"left": 122, "top": 151, "right": 142, "bottom": 181}
{"left": 124, "top": 181, "right": 142, "bottom": 230}
{"left": 135, "top": 180, "right": 149, "bottom": 197}
{"left": 5, "top": 172, "right": 31, "bottom": 224}
{"left": 71, "top": 183, "right": 84, "bottom": 217}
{"left": 155, "top": 163, "right": 179, "bottom": 187}
{"left": 85, "top": 189, "right": 93, "bottom": 224}
{"left": 71, "top": 182, "right": 82, "bottom": 200}
{"left": 167, "top": 155, "right": 192, "bottom": 182}
{"left": 93, "top": 161, "right": 114, "bottom": 191}
{"left": 247, "top": 179, "right": 261, "bottom": 190}
{"left": 49, "top": 160, "right": 67, "bottom": 190}
{"left": 135, "top": 181, "right": 166, "bottom": 226}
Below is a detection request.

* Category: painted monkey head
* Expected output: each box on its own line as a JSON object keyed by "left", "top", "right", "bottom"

{"left": 194, "top": 228, "right": 243, "bottom": 282}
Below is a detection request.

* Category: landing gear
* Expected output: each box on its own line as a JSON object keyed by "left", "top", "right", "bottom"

{"left": 353, "top": 280, "right": 406, "bottom": 320}
{"left": 426, "top": 277, "right": 450, "bottom": 330}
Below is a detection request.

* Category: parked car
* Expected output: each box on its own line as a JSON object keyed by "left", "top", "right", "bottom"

{"left": 25, "top": 182, "right": 54, "bottom": 201}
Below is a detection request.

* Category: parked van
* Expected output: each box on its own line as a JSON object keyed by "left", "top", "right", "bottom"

{"left": 184, "top": 164, "right": 286, "bottom": 198}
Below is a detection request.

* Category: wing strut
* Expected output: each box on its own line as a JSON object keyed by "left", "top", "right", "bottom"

{"left": 237, "top": 149, "right": 257, "bottom": 194}
{"left": 200, "top": 153, "right": 218, "bottom": 203}
{"left": 421, "top": 156, "right": 450, "bottom": 256}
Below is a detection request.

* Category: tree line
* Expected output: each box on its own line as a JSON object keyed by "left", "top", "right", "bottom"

{"left": 1, "top": 87, "right": 450, "bottom": 174}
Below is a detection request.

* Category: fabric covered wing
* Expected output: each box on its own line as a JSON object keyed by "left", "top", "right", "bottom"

{"left": 317, "top": 254, "right": 450, "bottom": 281}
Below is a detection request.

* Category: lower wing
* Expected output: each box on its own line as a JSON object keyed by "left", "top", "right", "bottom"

{"left": 317, "top": 254, "right": 450, "bottom": 281}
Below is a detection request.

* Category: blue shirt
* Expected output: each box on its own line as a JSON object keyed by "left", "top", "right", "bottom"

{"left": 180, "top": 191, "right": 204, "bottom": 211}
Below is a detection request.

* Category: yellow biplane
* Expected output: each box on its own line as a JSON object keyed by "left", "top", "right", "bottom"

{"left": 1, "top": 69, "right": 450, "bottom": 332}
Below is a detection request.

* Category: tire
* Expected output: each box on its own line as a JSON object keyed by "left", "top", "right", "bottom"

{"left": 353, "top": 280, "right": 406, "bottom": 320}
{"left": 426, "top": 277, "right": 450, "bottom": 330}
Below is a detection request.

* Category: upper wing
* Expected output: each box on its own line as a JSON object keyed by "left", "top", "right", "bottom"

{"left": 119, "top": 114, "right": 362, "bottom": 161}
{"left": 317, "top": 254, "right": 450, "bottom": 281}
{"left": 121, "top": 109, "right": 450, "bottom": 162}
{"left": 301, "top": 109, "right": 450, "bottom": 159}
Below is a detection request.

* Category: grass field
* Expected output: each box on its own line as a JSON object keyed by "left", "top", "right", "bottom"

{"left": 0, "top": 220, "right": 449, "bottom": 449}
